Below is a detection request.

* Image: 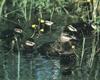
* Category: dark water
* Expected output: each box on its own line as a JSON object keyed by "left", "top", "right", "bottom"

{"left": 33, "top": 55, "right": 61, "bottom": 80}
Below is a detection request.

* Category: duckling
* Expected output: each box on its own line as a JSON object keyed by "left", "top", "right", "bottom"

{"left": 31, "top": 24, "right": 39, "bottom": 37}
{"left": 31, "top": 22, "right": 44, "bottom": 37}
{"left": 31, "top": 18, "right": 54, "bottom": 37}
{"left": 22, "top": 38, "right": 36, "bottom": 61}
{"left": 24, "top": 38, "right": 36, "bottom": 52}
{"left": 13, "top": 26, "right": 23, "bottom": 39}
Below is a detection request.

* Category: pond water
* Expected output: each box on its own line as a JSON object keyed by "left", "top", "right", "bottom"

{"left": 33, "top": 55, "right": 61, "bottom": 80}
{"left": 20, "top": 54, "right": 61, "bottom": 80}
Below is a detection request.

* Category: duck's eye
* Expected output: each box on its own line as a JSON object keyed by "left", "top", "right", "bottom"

{"left": 25, "top": 40, "right": 35, "bottom": 47}
{"left": 38, "top": 18, "right": 45, "bottom": 23}
{"left": 14, "top": 28, "right": 23, "bottom": 33}
{"left": 67, "top": 25, "right": 77, "bottom": 32}
{"left": 45, "top": 20, "right": 53, "bottom": 26}
{"left": 32, "top": 24, "right": 37, "bottom": 29}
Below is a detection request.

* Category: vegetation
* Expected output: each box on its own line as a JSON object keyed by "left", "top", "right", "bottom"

{"left": 0, "top": 0, "right": 100, "bottom": 80}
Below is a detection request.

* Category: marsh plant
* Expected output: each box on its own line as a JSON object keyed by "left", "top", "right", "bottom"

{"left": 0, "top": 0, "right": 100, "bottom": 80}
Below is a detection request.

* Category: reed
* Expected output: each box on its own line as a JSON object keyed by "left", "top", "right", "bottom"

{"left": 0, "top": 0, "right": 100, "bottom": 80}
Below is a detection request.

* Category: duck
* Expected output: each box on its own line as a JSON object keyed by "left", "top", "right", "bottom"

{"left": 22, "top": 38, "right": 36, "bottom": 59}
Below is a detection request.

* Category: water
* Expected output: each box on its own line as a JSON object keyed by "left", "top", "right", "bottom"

{"left": 33, "top": 55, "right": 61, "bottom": 80}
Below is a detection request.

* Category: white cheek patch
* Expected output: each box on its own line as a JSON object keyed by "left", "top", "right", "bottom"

{"left": 67, "top": 25, "right": 77, "bottom": 32}
{"left": 45, "top": 20, "right": 54, "bottom": 26}
{"left": 91, "top": 24, "right": 97, "bottom": 30}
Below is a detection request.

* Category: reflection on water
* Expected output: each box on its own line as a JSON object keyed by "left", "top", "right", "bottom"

{"left": 33, "top": 55, "right": 61, "bottom": 80}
